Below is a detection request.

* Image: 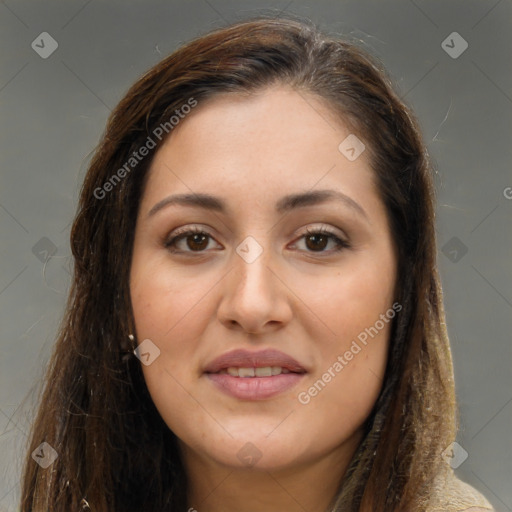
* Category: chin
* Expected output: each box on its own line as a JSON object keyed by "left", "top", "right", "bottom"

{"left": 217, "top": 446, "right": 304, "bottom": 472}
{"left": 200, "top": 429, "right": 311, "bottom": 471}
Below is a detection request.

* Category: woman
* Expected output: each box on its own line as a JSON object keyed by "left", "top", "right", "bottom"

{"left": 20, "top": 14, "right": 495, "bottom": 512}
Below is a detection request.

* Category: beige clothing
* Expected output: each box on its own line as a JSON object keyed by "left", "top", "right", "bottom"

{"left": 427, "top": 463, "right": 495, "bottom": 511}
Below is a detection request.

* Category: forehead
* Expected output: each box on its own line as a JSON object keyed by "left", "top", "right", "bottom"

{"left": 141, "top": 86, "right": 376, "bottom": 214}
{"left": 163, "top": 85, "right": 355, "bottom": 158}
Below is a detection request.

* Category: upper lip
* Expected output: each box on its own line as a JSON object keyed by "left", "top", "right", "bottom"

{"left": 204, "top": 349, "right": 307, "bottom": 374}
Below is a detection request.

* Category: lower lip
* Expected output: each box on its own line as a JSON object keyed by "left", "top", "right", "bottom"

{"left": 205, "top": 372, "right": 305, "bottom": 400}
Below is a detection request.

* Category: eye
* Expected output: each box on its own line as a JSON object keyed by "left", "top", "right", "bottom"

{"left": 291, "top": 226, "right": 350, "bottom": 254}
{"left": 164, "top": 225, "right": 350, "bottom": 256}
{"left": 164, "top": 226, "right": 221, "bottom": 253}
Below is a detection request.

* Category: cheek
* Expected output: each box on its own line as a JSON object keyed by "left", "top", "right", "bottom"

{"left": 131, "top": 267, "right": 215, "bottom": 438}
{"left": 297, "top": 252, "right": 395, "bottom": 423}
{"left": 307, "top": 251, "right": 396, "bottom": 346}
{"left": 130, "top": 255, "right": 217, "bottom": 341}
{"left": 131, "top": 278, "right": 212, "bottom": 381}
{"left": 297, "top": 306, "right": 392, "bottom": 443}
{"left": 130, "top": 258, "right": 216, "bottom": 410}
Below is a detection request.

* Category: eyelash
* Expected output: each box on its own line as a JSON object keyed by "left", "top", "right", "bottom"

{"left": 164, "top": 225, "right": 350, "bottom": 256}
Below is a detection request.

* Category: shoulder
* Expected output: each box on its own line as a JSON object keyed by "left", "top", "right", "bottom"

{"left": 426, "top": 464, "right": 495, "bottom": 512}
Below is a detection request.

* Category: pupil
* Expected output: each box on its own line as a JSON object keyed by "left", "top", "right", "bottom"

{"left": 306, "top": 234, "right": 327, "bottom": 251}
{"left": 188, "top": 234, "right": 208, "bottom": 251}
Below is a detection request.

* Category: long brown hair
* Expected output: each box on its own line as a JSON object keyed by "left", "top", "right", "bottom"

{"left": 20, "top": 14, "right": 456, "bottom": 511}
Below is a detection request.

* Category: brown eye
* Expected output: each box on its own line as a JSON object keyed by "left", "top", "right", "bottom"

{"left": 304, "top": 232, "right": 330, "bottom": 252}
{"left": 184, "top": 233, "right": 210, "bottom": 251}
{"left": 165, "top": 228, "right": 218, "bottom": 253}
{"left": 294, "top": 227, "right": 350, "bottom": 254}
{"left": 164, "top": 226, "right": 349, "bottom": 256}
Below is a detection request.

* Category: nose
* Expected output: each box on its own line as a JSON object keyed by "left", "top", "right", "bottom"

{"left": 216, "top": 237, "right": 293, "bottom": 335}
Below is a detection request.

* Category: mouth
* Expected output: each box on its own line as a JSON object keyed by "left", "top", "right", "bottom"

{"left": 203, "top": 349, "right": 307, "bottom": 400}
{"left": 213, "top": 366, "right": 301, "bottom": 377}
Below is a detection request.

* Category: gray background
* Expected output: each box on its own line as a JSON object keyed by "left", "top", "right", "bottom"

{"left": 0, "top": 1, "right": 511, "bottom": 510}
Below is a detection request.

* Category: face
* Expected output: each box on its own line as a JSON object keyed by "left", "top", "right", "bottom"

{"left": 130, "top": 85, "right": 397, "bottom": 472}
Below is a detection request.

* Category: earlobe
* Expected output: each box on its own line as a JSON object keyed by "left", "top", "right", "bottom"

{"left": 120, "top": 333, "right": 137, "bottom": 363}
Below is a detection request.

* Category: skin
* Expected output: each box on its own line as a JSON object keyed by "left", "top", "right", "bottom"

{"left": 130, "top": 85, "right": 397, "bottom": 512}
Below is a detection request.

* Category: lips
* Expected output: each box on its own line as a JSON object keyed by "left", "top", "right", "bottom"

{"left": 203, "top": 348, "right": 307, "bottom": 400}
{"left": 203, "top": 348, "right": 307, "bottom": 375}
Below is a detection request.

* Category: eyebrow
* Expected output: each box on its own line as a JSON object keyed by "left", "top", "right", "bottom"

{"left": 147, "top": 189, "right": 368, "bottom": 220}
